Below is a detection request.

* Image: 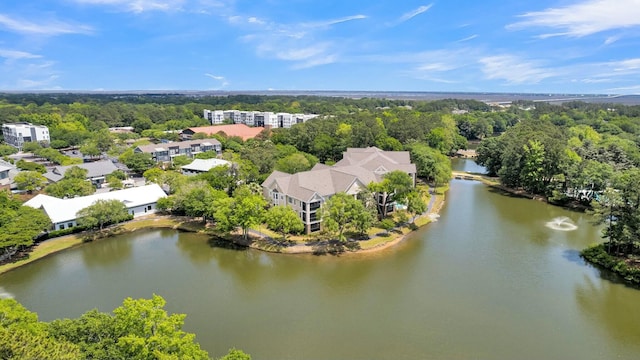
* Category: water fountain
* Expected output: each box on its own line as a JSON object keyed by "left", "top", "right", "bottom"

{"left": 545, "top": 216, "right": 578, "bottom": 231}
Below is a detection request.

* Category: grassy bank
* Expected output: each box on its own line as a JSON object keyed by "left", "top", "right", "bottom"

{"left": 249, "top": 184, "right": 448, "bottom": 254}
{"left": 581, "top": 244, "right": 640, "bottom": 286}
{"left": 0, "top": 216, "right": 193, "bottom": 275}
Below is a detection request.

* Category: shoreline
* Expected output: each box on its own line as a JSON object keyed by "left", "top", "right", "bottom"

{"left": 0, "top": 191, "right": 447, "bottom": 274}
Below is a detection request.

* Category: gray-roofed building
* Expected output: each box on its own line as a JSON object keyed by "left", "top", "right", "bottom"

{"left": 134, "top": 139, "right": 222, "bottom": 163}
{"left": 43, "top": 160, "right": 120, "bottom": 187}
{"left": 262, "top": 147, "right": 416, "bottom": 233}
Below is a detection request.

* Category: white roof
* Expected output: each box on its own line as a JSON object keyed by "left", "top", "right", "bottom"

{"left": 24, "top": 184, "right": 167, "bottom": 224}
{"left": 181, "top": 158, "right": 231, "bottom": 172}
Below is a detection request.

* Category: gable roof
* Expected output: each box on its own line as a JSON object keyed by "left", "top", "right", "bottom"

{"left": 262, "top": 147, "right": 416, "bottom": 202}
{"left": 43, "top": 160, "right": 119, "bottom": 183}
{"left": 135, "top": 139, "right": 221, "bottom": 154}
{"left": 25, "top": 184, "right": 167, "bottom": 224}
{"left": 184, "top": 124, "right": 265, "bottom": 141}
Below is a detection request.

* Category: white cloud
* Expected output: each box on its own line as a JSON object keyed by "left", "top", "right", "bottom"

{"left": 456, "top": 34, "right": 478, "bottom": 42}
{"left": 71, "top": 0, "right": 187, "bottom": 13}
{"left": 396, "top": 4, "right": 433, "bottom": 24}
{"left": 508, "top": 0, "right": 640, "bottom": 37}
{"left": 303, "top": 15, "right": 367, "bottom": 28}
{"left": 479, "top": 55, "right": 556, "bottom": 83}
{"left": 0, "top": 14, "right": 92, "bottom": 35}
{"left": 233, "top": 13, "right": 365, "bottom": 69}
{"left": 204, "top": 73, "right": 228, "bottom": 88}
{"left": 0, "top": 49, "right": 41, "bottom": 60}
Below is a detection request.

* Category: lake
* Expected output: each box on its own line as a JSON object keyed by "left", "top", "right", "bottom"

{"left": 1, "top": 159, "right": 639, "bottom": 359}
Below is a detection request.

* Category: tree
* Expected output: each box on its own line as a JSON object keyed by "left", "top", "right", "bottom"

{"left": 0, "top": 195, "right": 50, "bottom": 260}
{"left": 122, "top": 152, "right": 155, "bottom": 174}
{"left": 21, "top": 141, "right": 42, "bottom": 153}
{"left": 175, "top": 182, "right": 227, "bottom": 221}
{"left": 172, "top": 155, "right": 193, "bottom": 168}
{"left": 321, "top": 192, "right": 370, "bottom": 241}
{"left": 520, "top": 140, "right": 546, "bottom": 194}
{"left": 0, "top": 298, "right": 80, "bottom": 360}
{"left": 378, "top": 218, "right": 395, "bottom": 235}
{"left": 15, "top": 159, "right": 46, "bottom": 173}
{"left": 80, "top": 141, "right": 101, "bottom": 159}
{"left": 76, "top": 199, "right": 131, "bottom": 231}
{"left": 218, "top": 348, "right": 252, "bottom": 360}
{"left": 213, "top": 185, "right": 266, "bottom": 240}
{"left": 265, "top": 205, "right": 305, "bottom": 241}
{"left": 406, "top": 142, "right": 452, "bottom": 185}
{"left": 14, "top": 171, "right": 47, "bottom": 193}
{"left": 406, "top": 191, "right": 428, "bottom": 224}
{"left": 368, "top": 170, "right": 414, "bottom": 219}
{"left": 45, "top": 168, "right": 96, "bottom": 198}
{"left": 0, "top": 144, "right": 17, "bottom": 156}
{"left": 45, "top": 295, "right": 210, "bottom": 360}
{"left": 274, "top": 153, "right": 312, "bottom": 174}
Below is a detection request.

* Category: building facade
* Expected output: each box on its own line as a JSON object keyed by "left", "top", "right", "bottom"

{"left": 202, "top": 109, "right": 318, "bottom": 129}
{"left": 134, "top": 139, "right": 222, "bottom": 163}
{"left": 25, "top": 184, "right": 167, "bottom": 231}
{"left": 262, "top": 147, "right": 417, "bottom": 233}
{"left": 2, "top": 123, "right": 50, "bottom": 150}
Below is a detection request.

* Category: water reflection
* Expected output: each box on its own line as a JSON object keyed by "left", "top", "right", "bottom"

{"left": 575, "top": 272, "right": 640, "bottom": 349}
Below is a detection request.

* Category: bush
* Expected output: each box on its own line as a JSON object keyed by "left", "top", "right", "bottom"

{"left": 581, "top": 244, "right": 640, "bottom": 285}
{"left": 43, "top": 225, "right": 87, "bottom": 240}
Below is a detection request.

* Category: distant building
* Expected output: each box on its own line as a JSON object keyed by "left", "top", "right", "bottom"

{"left": 134, "top": 139, "right": 222, "bottom": 163}
{"left": 181, "top": 124, "right": 265, "bottom": 141}
{"left": 262, "top": 147, "right": 416, "bottom": 233}
{"left": 25, "top": 184, "right": 167, "bottom": 231}
{"left": 181, "top": 158, "right": 232, "bottom": 175}
{"left": 42, "top": 160, "right": 120, "bottom": 188}
{"left": 2, "top": 123, "right": 50, "bottom": 150}
{"left": 203, "top": 110, "right": 224, "bottom": 124}
{"left": 202, "top": 109, "right": 318, "bottom": 128}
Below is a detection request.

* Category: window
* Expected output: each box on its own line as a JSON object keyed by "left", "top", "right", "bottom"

{"left": 310, "top": 223, "right": 321, "bottom": 232}
{"left": 288, "top": 197, "right": 293, "bottom": 204}
{"left": 60, "top": 224, "right": 65, "bottom": 230}
{"left": 68, "top": 222, "right": 73, "bottom": 228}
{"left": 148, "top": 205, "right": 152, "bottom": 210}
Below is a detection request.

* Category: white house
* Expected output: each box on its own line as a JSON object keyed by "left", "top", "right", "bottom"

{"left": 2, "top": 122, "right": 50, "bottom": 150}
{"left": 25, "top": 184, "right": 167, "bottom": 231}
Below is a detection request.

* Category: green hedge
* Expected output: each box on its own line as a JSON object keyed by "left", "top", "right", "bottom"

{"left": 581, "top": 244, "right": 640, "bottom": 285}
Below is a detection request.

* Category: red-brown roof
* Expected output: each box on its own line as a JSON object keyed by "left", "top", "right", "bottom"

{"left": 185, "top": 124, "right": 265, "bottom": 141}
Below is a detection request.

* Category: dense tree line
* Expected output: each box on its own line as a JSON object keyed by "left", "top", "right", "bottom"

{"left": 0, "top": 294, "right": 250, "bottom": 360}
{"left": 0, "top": 191, "right": 50, "bottom": 262}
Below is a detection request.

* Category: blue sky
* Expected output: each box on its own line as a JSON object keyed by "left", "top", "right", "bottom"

{"left": 1, "top": 0, "right": 640, "bottom": 93}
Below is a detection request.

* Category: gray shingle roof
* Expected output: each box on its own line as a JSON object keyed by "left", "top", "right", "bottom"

{"left": 43, "top": 160, "right": 119, "bottom": 183}
{"left": 262, "top": 147, "right": 416, "bottom": 202}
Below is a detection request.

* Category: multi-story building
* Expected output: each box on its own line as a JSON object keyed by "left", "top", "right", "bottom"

{"left": 202, "top": 109, "right": 318, "bottom": 129}
{"left": 262, "top": 147, "right": 417, "bottom": 233}
{"left": 134, "top": 139, "right": 222, "bottom": 163}
{"left": 2, "top": 122, "right": 50, "bottom": 150}
{"left": 203, "top": 110, "right": 224, "bottom": 124}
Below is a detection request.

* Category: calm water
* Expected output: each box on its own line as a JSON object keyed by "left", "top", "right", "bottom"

{"left": 2, "top": 160, "right": 640, "bottom": 359}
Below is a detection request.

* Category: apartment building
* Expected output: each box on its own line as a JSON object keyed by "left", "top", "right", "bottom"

{"left": 2, "top": 122, "right": 50, "bottom": 150}
{"left": 134, "top": 139, "right": 222, "bottom": 163}
{"left": 262, "top": 147, "right": 416, "bottom": 233}
{"left": 202, "top": 109, "right": 318, "bottom": 129}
